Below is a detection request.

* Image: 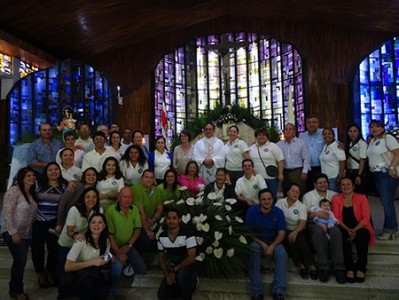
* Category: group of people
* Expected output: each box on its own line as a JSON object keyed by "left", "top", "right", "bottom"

{"left": 0, "top": 115, "right": 398, "bottom": 300}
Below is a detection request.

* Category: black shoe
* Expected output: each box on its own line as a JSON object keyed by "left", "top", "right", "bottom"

{"left": 251, "top": 294, "right": 264, "bottom": 300}
{"left": 310, "top": 269, "right": 318, "bottom": 280}
{"left": 299, "top": 268, "right": 309, "bottom": 279}
{"left": 319, "top": 270, "right": 330, "bottom": 282}
{"left": 272, "top": 293, "right": 285, "bottom": 300}
{"left": 334, "top": 270, "right": 346, "bottom": 284}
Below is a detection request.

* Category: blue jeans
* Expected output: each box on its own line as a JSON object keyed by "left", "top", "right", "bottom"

{"left": 108, "top": 247, "right": 147, "bottom": 295}
{"left": 328, "top": 178, "right": 340, "bottom": 193}
{"left": 2, "top": 232, "right": 30, "bottom": 294}
{"left": 157, "top": 261, "right": 200, "bottom": 300}
{"left": 249, "top": 242, "right": 287, "bottom": 295}
{"left": 373, "top": 171, "right": 399, "bottom": 233}
{"left": 265, "top": 178, "right": 279, "bottom": 202}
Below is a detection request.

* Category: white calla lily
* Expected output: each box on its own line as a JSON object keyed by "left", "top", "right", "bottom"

{"left": 215, "top": 215, "right": 223, "bottom": 221}
{"left": 226, "top": 248, "right": 235, "bottom": 257}
{"left": 186, "top": 197, "right": 195, "bottom": 206}
{"left": 205, "top": 246, "right": 213, "bottom": 254}
{"left": 196, "top": 237, "right": 204, "bottom": 245}
{"left": 212, "top": 202, "right": 222, "bottom": 206}
{"left": 176, "top": 199, "right": 185, "bottom": 205}
{"left": 228, "top": 226, "right": 233, "bottom": 235}
{"left": 225, "top": 198, "right": 237, "bottom": 204}
{"left": 239, "top": 235, "right": 247, "bottom": 244}
{"left": 234, "top": 216, "right": 243, "bottom": 223}
{"left": 178, "top": 186, "right": 188, "bottom": 191}
{"left": 214, "top": 231, "right": 223, "bottom": 241}
{"left": 212, "top": 240, "right": 219, "bottom": 247}
{"left": 225, "top": 204, "right": 232, "bottom": 211}
{"left": 182, "top": 213, "right": 191, "bottom": 224}
{"left": 207, "top": 192, "right": 218, "bottom": 200}
{"left": 202, "top": 223, "right": 210, "bottom": 232}
{"left": 213, "top": 248, "right": 224, "bottom": 258}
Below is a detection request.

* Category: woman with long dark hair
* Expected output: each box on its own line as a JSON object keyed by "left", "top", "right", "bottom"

{"left": 148, "top": 136, "right": 173, "bottom": 184}
{"left": 157, "top": 169, "right": 181, "bottom": 202}
{"left": 1, "top": 167, "right": 37, "bottom": 300}
{"left": 366, "top": 120, "right": 399, "bottom": 240}
{"left": 56, "top": 167, "right": 99, "bottom": 234}
{"left": 177, "top": 160, "right": 205, "bottom": 195}
{"left": 120, "top": 144, "right": 148, "bottom": 186}
{"left": 64, "top": 213, "right": 111, "bottom": 300}
{"left": 31, "top": 162, "right": 68, "bottom": 288}
{"left": 344, "top": 124, "right": 368, "bottom": 194}
{"left": 57, "top": 187, "right": 102, "bottom": 298}
{"left": 97, "top": 156, "right": 125, "bottom": 210}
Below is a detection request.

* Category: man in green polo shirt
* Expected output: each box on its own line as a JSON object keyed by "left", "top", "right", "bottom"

{"left": 106, "top": 187, "right": 147, "bottom": 296}
{"left": 132, "top": 169, "right": 163, "bottom": 252}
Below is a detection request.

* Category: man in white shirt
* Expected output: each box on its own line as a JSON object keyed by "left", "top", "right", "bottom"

{"left": 235, "top": 159, "right": 267, "bottom": 208}
{"left": 81, "top": 131, "right": 116, "bottom": 172}
{"left": 192, "top": 122, "right": 225, "bottom": 184}
{"left": 302, "top": 173, "right": 345, "bottom": 284}
{"left": 74, "top": 123, "right": 94, "bottom": 153}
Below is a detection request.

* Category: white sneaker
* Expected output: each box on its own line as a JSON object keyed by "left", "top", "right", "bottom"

{"left": 378, "top": 232, "right": 394, "bottom": 240}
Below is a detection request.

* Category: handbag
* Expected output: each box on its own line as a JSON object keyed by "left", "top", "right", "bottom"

{"left": 257, "top": 146, "right": 279, "bottom": 177}
{"left": 382, "top": 135, "right": 399, "bottom": 174}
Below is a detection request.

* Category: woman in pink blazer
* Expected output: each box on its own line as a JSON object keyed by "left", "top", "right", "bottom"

{"left": 331, "top": 177, "right": 374, "bottom": 283}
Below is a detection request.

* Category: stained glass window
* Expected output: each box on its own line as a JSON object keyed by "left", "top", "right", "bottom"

{"left": 0, "top": 52, "right": 12, "bottom": 75}
{"left": 154, "top": 32, "right": 304, "bottom": 142}
{"left": 355, "top": 37, "right": 399, "bottom": 138}
{"left": 19, "top": 60, "right": 38, "bottom": 78}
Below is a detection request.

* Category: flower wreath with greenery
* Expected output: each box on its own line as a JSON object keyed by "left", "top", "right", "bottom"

{"left": 171, "top": 103, "right": 280, "bottom": 149}
{"left": 155, "top": 186, "right": 255, "bottom": 278}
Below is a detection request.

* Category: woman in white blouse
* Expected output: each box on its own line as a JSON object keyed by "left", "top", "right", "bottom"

{"left": 149, "top": 136, "right": 172, "bottom": 184}
{"left": 366, "top": 120, "right": 399, "bottom": 240}
{"left": 96, "top": 157, "right": 125, "bottom": 210}
{"left": 107, "top": 131, "right": 124, "bottom": 161}
{"left": 224, "top": 125, "right": 250, "bottom": 186}
{"left": 120, "top": 144, "right": 149, "bottom": 187}
{"left": 64, "top": 213, "right": 110, "bottom": 300}
{"left": 344, "top": 124, "right": 368, "bottom": 194}
{"left": 319, "top": 127, "right": 346, "bottom": 193}
{"left": 249, "top": 127, "right": 284, "bottom": 200}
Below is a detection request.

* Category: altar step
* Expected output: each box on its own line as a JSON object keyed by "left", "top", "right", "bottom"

{"left": 0, "top": 238, "right": 398, "bottom": 300}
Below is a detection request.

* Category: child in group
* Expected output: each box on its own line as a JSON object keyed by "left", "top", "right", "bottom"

{"left": 310, "top": 199, "right": 338, "bottom": 239}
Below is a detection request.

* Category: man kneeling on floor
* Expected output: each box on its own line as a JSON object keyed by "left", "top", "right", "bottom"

{"left": 157, "top": 207, "right": 200, "bottom": 300}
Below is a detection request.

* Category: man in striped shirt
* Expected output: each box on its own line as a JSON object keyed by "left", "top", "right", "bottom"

{"left": 157, "top": 208, "right": 200, "bottom": 300}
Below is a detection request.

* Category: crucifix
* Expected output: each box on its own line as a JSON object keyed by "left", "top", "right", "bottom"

{"left": 204, "top": 34, "right": 249, "bottom": 106}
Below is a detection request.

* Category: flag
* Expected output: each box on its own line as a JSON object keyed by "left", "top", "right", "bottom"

{"left": 161, "top": 98, "right": 168, "bottom": 141}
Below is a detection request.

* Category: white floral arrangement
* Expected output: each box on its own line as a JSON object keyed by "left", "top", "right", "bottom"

{"left": 156, "top": 186, "right": 253, "bottom": 278}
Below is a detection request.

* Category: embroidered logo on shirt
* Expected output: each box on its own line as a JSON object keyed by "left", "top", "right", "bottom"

{"left": 325, "top": 151, "right": 330, "bottom": 155}
{"left": 253, "top": 184, "right": 259, "bottom": 189}
{"left": 293, "top": 209, "right": 299, "bottom": 215}
{"left": 138, "top": 168, "right": 143, "bottom": 173}
{"left": 234, "top": 145, "right": 238, "bottom": 148}
{"left": 264, "top": 148, "right": 269, "bottom": 152}
{"left": 376, "top": 141, "right": 380, "bottom": 146}
{"left": 112, "top": 181, "right": 117, "bottom": 185}
{"left": 353, "top": 147, "right": 357, "bottom": 151}
{"left": 73, "top": 174, "right": 78, "bottom": 179}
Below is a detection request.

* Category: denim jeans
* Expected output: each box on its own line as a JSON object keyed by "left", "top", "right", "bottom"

{"left": 249, "top": 242, "right": 287, "bottom": 295}
{"left": 2, "top": 232, "right": 30, "bottom": 294}
{"left": 157, "top": 261, "right": 200, "bottom": 300}
{"left": 108, "top": 247, "right": 147, "bottom": 295}
{"left": 373, "top": 171, "right": 399, "bottom": 233}
{"left": 328, "top": 178, "right": 340, "bottom": 193}
{"left": 265, "top": 178, "right": 279, "bottom": 202}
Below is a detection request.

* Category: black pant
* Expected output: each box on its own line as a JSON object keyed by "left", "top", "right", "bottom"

{"left": 306, "top": 166, "right": 321, "bottom": 192}
{"left": 341, "top": 228, "right": 370, "bottom": 273}
{"left": 31, "top": 219, "right": 58, "bottom": 275}
{"left": 283, "top": 230, "right": 315, "bottom": 268}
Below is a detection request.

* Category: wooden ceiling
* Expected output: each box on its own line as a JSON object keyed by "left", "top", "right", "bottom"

{"left": 1, "top": 0, "right": 399, "bottom": 68}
